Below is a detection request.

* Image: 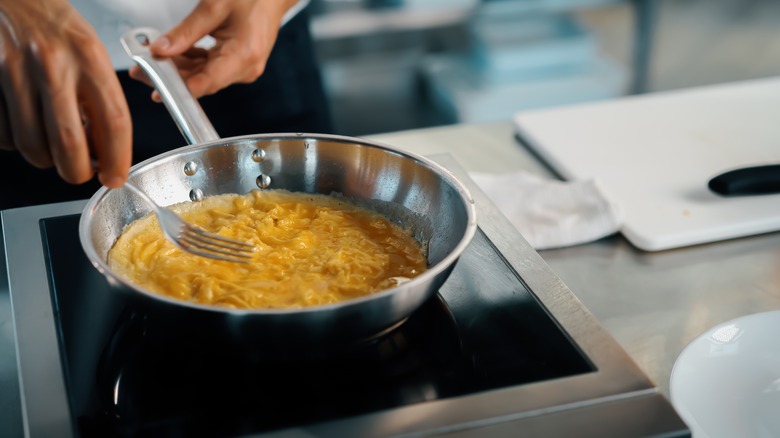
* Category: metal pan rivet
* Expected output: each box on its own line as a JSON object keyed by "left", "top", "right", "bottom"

{"left": 256, "top": 174, "right": 271, "bottom": 189}
{"left": 251, "top": 149, "right": 266, "bottom": 163}
{"left": 189, "top": 188, "right": 204, "bottom": 202}
{"left": 184, "top": 161, "right": 198, "bottom": 176}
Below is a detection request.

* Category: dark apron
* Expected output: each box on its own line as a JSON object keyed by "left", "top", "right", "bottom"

{"left": 0, "top": 8, "right": 332, "bottom": 210}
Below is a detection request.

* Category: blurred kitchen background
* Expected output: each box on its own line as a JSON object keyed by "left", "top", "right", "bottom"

{"left": 307, "top": 0, "right": 780, "bottom": 136}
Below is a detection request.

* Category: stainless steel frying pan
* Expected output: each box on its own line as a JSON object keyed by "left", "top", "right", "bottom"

{"left": 78, "top": 28, "right": 477, "bottom": 352}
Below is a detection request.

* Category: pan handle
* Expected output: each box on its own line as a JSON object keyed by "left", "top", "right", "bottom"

{"left": 120, "top": 27, "right": 220, "bottom": 145}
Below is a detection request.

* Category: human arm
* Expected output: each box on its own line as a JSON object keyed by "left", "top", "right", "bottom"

{"left": 0, "top": 0, "right": 132, "bottom": 188}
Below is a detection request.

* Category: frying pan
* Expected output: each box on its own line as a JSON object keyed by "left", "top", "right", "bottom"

{"left": 78, "top": 28, "right": 477, "bottom": 353}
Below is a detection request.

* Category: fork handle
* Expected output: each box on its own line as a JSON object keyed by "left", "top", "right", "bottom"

{"left": 120, "top": 28, "right": 221, "bottom": 145}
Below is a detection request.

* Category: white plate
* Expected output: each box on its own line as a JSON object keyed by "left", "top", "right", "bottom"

{"left": 670, "top": 311, "right": 780, "bottom": 438}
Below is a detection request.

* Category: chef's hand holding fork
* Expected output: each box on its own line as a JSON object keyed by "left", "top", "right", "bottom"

{"left": 0, "top": 0, "right": 299, "bottom": 188}
{"left": 0, "top": 0, "right": 132, "bottom": 189}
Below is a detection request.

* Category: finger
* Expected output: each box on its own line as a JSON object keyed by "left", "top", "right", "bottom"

{"left": 184, "top": 67, "right": 222, "bottom": 98}
{"left": 130, "top": 45, "right": 207, "bottom": 79}
{"left": 186, "top": 39, "right": 268, "bottom": 98}
{"left": 0, "top": 34, "right": 52, "bottom": 168}
{"left": 31, "top": 42, "right": 93, "bottom": 184}
{"left": 150, "top": 1, "right": 229, "bottom": 57}
{"left": 128, "top": 65, "right": 153, "bottom": 87}
{"left": 147, "top": 55, "right": 208, "bottom": 102}
{"left": 78, "top": 46, "right": 132, "bottom": 188}
{"left": 180, "top": 47, "right": 209, "bottom": 59}
{"left": 172, "top": 53, "right": 209, "bottom": 70}
{"left": 128, "top": 70, "right": 160, "bottom": 101}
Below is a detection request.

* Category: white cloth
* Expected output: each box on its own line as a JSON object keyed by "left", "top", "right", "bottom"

{"left": 469, "top": 171, "right": 623, "bottom": 250}
{"left": 69, "top": 0, "right": 309, "bottom": 70}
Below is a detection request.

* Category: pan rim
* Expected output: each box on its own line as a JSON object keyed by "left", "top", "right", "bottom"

{"left": 79, "top": 132, "right": 478, "bottom": 316}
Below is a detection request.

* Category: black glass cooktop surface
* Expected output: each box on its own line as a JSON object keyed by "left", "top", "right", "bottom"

{"left": 41, "top": 214, "right": 593, "bottom": 437}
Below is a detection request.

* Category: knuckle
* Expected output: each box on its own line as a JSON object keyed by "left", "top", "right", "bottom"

{"left": 104, "top": 106, "right": 132, "bottom": 134}
{"left": 239, "top": 44, "right": 266, "bottom": 81}
{"left": 198, "top": 0, "right": 223, "bottom": 15}
{"left": 55, "top": 124, "right": 84, "bottom": 157}
{"left": 246, "top": 41, "right": 264, "bottom": 62}
{"left": 188, "top": 74, "right": 211, "bottom": 97}
{"left": 28, "top": 37, "right": 55, "bottom": 62}
{"left": 29, "top": 41, "right": 69, "bottom": 84}
{"left": 200, "top": 85, "right": 218, "bottom": 97}
{"left": 76, "top": 36, "right": 106, "bottom": 63}
{"left": 243, "top": 60, "right": 266, "bottom": 83}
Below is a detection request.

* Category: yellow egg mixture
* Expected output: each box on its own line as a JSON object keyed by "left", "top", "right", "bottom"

{"left": 108, "top": 189, "right": 427, "bottom": 309}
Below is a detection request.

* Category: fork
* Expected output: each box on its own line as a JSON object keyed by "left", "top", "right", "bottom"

{"left": 122, "top": 181, "right": 255, "bottom": 263}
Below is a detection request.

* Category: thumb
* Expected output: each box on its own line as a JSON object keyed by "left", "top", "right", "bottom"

{"left": 150, "top": 2, "right": 227, "bottom": 56}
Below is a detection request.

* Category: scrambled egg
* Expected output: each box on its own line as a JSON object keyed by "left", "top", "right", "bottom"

{"left": 108, "top": 189, "right": 427, "bottom": 309}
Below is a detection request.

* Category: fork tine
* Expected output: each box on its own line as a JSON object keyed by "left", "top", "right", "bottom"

{"left": 180, "top": 228, "right": 255, "bottom": 255}
{"left": 178, "top": 234, "right": 254, "bottom": 263}
{"left": 185, "top": 226, "right": 256, "bottom": 252}
{"left": 180, "top": 231, "right": 255, "bottom": 258}
{"left": 179, "top": 233, "right": 252, "bottom": 258}
{"left": 178, "top": 241, "right": 253, "bottom": 263}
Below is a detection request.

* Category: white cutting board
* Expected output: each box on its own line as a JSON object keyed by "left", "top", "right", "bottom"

{"left": 513, "top": 76, "right": 780, "bottom": 251}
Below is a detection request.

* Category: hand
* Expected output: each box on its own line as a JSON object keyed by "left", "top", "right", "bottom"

{"left": 0, "top": 0, "right": 132, "bottom": 188}
{"left": 129, "top": 0, "right": 299, "bottom": 101}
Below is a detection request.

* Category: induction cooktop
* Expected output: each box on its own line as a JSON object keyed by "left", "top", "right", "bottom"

{"left": 1, "top": 155, "right": 689, "bottom": 437}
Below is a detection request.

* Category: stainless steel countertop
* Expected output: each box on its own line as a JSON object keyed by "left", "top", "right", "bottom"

{"left": 2, "top": 117, "right": 765, "bottom": 434}
{"left": 369, "top": 120, "right": 780, "bottom": 398}
{"left": 0, "top": 149, "right": 689, "bottom": 437}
